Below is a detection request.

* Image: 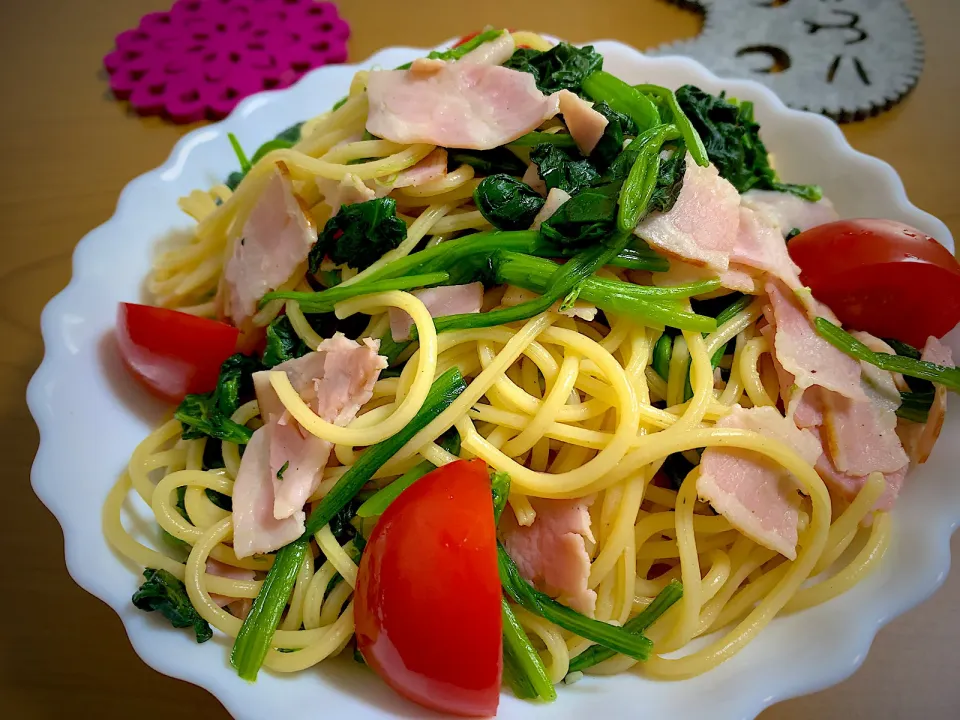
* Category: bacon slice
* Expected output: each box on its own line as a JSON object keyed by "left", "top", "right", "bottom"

{"left": 500, "top": 496, "right": 597, "bottom": 615}
{"left": 634, "top": 154, "right": 741, "bottom": 271}
{"left": 765, "top": 281, "right": 865, "bottom": 418}
{"left": 388, "top": 283, "right": 484, "bottom": 341}
{"left": 698, "top": 406, "right": 822, "bottom": 559}
{"left": 557, "top": 90, "right": 608, "bottom": 156}
{"left": 522, "top": 161, "right": 547, "bottom": 196}
{"left": 233, "top": 335, "right": 386, "bottom": 557}
{"left": 317, "top": 173, "right": 376, "bottom": 214}
{"left": 530, "top": 187, "right": 571, "bottom": 230}
{"left": 811, "top": 427, "right": 907, "bottom": 511}
{"left": 231, "top": 426, "right": 305, "bottom": 558}
{"left": 206, "top": 558, "right": 255, "bottom": 619}
{"left": 500, "top": 285, "right": 597, "bottom": 321}
{"left": 221, "top": 165, "right": 317, "bottom": 327}
{"left": 392, "top": 148, "right": 449, "bottom": 189}
{"left": 653, "top": 258, "right": 759, "bottom": 294}
{"left": 366, "top": 63, "right": 560, "bottom": 150}
{"left": 731, "top": 206, "right": 803, "bottom": 292}
{"left": 898, "top": 336, "right": 954, "bottom": 464}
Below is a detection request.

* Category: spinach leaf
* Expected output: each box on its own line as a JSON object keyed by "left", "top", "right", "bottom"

{"left": 539, "top": 182, "right": 619, "bottom": 249}
{"left": 309, "top": 197, "right": 407, "bottom": 272}
{"left": 205, "top": 489, "right": 233, "bottom": 511}
{"left": 675, "top": 85, "right": 821, "bottom": 201}
{"left": 504, "top": 43, "right": 603, "bottom": 95}
{"left": 274, "top": 122, "right": 304, "bottom": 145}
{"left": 785, "top": 227, "right": 802, "bottom": 241}
{"left": 175, "top": 354, "right": 260, "bottom": 444}
{"left": 329, "top": 498, "right": 362, "bottom": 545}
{"left": 132, "top": 569, "right": 213, "bottom": 643}
{"left": 589, "top": 101, "right": 639, "bottom": 171}
{"left": 263, "top": 316, "right": 309, "bottom": 368}
{"left": 474, "top": 175, "right": 546, "bottom": 231}
{"left": 530, "top": 144, "right": 599, "bottom": 195}
{"left": 647, "top": 141, "right": 687, "bottom": 215}
{"left": 449, "top": 148, "right": 527, "bottom": 176}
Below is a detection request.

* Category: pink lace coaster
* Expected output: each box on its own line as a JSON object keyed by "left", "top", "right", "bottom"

{"left": 104, "top": 0, "right": 350, "bottom": 123}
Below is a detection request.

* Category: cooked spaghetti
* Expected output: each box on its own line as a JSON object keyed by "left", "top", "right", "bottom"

{"left": 104, "top": 28, "right": 959, "bottom": 715}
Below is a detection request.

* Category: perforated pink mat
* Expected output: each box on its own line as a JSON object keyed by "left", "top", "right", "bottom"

{"left": 103, "top": 0, "right": 350, "bottom": 123}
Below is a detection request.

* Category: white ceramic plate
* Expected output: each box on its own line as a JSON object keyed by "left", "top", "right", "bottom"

{"left": 28, "top": 39, "right": 960, "bottom": 720}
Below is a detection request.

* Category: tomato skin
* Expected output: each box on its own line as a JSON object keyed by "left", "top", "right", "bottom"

{"left": 355, "top": 459, "right": 502, "bottom": 717}
{"left": 788, "top": 219, "right": 960, "bottom": 347}
{"left": 116, "top": 303, "right": 240, "bottom": 402}
{"left": 453, "top": 31, "right": 481, "bottom": 48}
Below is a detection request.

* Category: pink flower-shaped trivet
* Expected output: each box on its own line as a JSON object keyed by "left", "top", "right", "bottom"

{"left": 104, "top": 0, "right": 350, "bottom": 122}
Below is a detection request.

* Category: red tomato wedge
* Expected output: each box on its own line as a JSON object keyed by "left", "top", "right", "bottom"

{"left": 788, "top": 219, "right": 960, "bottom": 347}
{"left": 355, "top": 459, "right": 502, "bottom": 717}
{"left": 116, "top": 303, "right": 239, "bottom": 402}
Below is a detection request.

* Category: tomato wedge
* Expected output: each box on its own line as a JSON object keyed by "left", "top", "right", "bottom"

{"left": 116, "top": 303, "right": 239, "bottom": 402}
{"left": 355, "top": 458, "right": 502, "bottom": 717}
{"left": 788, "top": 219, "right": 960, "bottom": 347}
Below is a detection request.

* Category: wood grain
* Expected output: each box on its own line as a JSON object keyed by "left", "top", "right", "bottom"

{"left": 1, "top": 1, "right": 957, "bottom": 717}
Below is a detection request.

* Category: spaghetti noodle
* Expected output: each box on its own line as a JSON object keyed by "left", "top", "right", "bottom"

{"left": 104, "top": 28, "right": 955, "bottom": 715}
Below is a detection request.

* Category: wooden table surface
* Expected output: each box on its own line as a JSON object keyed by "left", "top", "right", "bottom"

{"left": 1, "top": 0, "right": 958, "bottom": 717}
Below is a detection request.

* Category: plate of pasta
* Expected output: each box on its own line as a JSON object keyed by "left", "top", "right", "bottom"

{"left": 28, "top": 29, "right": 960, "bottom": 720}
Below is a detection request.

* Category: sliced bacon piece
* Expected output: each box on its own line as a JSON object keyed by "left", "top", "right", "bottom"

{"left": 500, "top": 285, "right": 597, "bottom": 321}
{"left": 731, "top": 206, "right": 803, "bottom": 292}
{"left": 530, "top": 187, "right": 571, "bottom": 230}
{"left": 317, "top": 172, "right": 376, "bottom": 214}
{"left": 522, "top": 161, "right": 547, "bottom": 196}
{"left": 231, "top": 426, "right": 306, "bottom": 558}
{"left": 557, "top": 90, "right": 608, "bottom": 156}
{"left": 206, "top": 558, "right": 255, "bottom": 618}
{"left": 634, "top": 154, "right": 741, "bottom": 271}
{"left": 388, "top": 283, "right": 484, "bottom": 341}
{"left": 220, "top": 165, "right": 317, "bottom": 327}
{"left": 760, "top": 321, "right": 824, "bottom": 429}
{"left": 741, "top": 190, "right": 839, "bottom": 236}
{"left": 821, "top": 388, "right": 907, "bottom": 477}
{"left": 765, "top": 281, "right": 865, "bottom": 418}
{"left": 810, "top": 427, "right": 907, "bottom": 511}
{"left": 653, "top": 258, "right": 758, "bottom": 294}
{"left": 697, "top": 406, "right": 822, "bottom": 559}
{"left": 898, "top": 336, "right": 954, "bottom": 464}
{"left": 500, "top": 496, "right": 597, "bottom": 615}
{"left": 392, "top": 148, "right": 449, "bottom": 189}
{"left": 366, "top": 64, "right": 560, "bottom": 150}
{"left": 233, "top": 335, "right": 386, "bottom": 557}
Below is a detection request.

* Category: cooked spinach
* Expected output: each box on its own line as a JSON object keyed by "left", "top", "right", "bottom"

{"left": 539, "top": 182, "right": 619, "bottom": 249}
{"left": 504, "top": 42, "right": 603, "bottom": 95}
{"left": 675, "top": 85, "right": 821, "bottom": 201}
{"left": 589, "top": 101, "right": 639, "bottom": 171}
{"left": 329, "top": 498, "right": 362, "bottom": 545}
{"left": 308, "top": 197, "right": 407, "bottom": 272}
{"left": 263, "top": 315, "right": 309, "bottom": 368}
{"left": 175, "top": 354, "right": 260, "bottom": 444}
{"left": 647, "top": 141, "right": 687, "bottom": 215}
{"left": 449, "top": 148, "right": 527, "bottom": 176}
{"left": 530, "top": 144, "right": 599, "bottom": 195}
{"left": 132, "top": 568, "right": 213, "bottom": 643}
{"left": 474, "top": 174, "right": 546, "bottom": 231}
{"left": 206, "top": 489, "right": 233, "bottom": 511}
